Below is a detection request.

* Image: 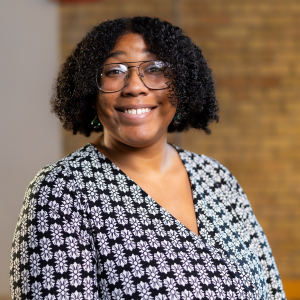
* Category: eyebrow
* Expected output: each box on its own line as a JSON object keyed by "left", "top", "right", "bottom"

{"left": 106, "top": 49, "right": 154, "bottom": 60}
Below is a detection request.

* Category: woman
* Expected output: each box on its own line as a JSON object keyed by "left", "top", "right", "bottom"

{"left": 10, "top": 17, "right": 285, "bottom": 300}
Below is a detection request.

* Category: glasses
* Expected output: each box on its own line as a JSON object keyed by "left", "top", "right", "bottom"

{"left": 96, "top": 60, "right": 172, "bottom": 93}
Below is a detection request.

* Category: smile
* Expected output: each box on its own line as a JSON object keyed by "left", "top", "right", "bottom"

{"left": 124, "top": 108, "right": 152, "bottom": 115}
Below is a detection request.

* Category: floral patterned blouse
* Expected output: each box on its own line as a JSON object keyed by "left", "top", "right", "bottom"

{"left": 10, "top": 143, "right": 286, "bottom": 300}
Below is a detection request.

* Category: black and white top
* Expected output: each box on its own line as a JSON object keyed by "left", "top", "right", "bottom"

{"left": 10, "top": 143, "right": 286, "bottom": 300}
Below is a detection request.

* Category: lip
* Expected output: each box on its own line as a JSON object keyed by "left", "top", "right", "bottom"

{"left": 115, "top": 104, "right": 157, "bottom": 111}
{"left": 115, "top": 106, "right": 157, "bottom": 120}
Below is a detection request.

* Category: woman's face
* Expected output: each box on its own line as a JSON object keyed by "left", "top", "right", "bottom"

{"left": 95, "top": 33, "right": 176, "bottom": 148}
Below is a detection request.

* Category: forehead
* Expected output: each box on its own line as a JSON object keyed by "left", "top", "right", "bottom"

{"left": 105, "top": 33, "right": 157, "bottom": 63}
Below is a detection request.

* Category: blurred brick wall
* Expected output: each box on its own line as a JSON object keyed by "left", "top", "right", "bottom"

{"left": 60, "top": 0, "right": 300, "bottom": 297}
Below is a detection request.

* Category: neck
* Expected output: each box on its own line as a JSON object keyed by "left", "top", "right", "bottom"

{"left": 93, "top": 131, "right": 173, "bottom": 176}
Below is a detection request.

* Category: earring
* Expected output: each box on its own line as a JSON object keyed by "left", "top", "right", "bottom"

{"left": 172, "top": 114, "right": 180, "bottom": 125}
{"left": 91, "top": 115, "right": 101, "bottom": 128}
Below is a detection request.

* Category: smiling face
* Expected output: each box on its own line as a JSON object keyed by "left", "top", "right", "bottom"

{"left": 95, "top": 33, "right": 176, "bottom": 148}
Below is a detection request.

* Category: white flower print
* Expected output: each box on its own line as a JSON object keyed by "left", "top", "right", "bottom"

{"left": 61, "top": 194, "right": 73, "bottom": 215}
{"left": 112, "top": 288, "right": 124, "bottom": 300}
{"left": 42, "top": 265, "right": 55, "bottom": 290}
{"left": 32, "top": 281, "right": 42, "bottom": 300}
{"left": 227, "top": 290, "right": 237, "bottom": 300}
{"left": 105, "top": 217, "right": 119, "bottom": 240}
{"left": 45, "top": 293, "right": 56, "bottom": 300}
{"left": 73, "top": 170, "right": 85, "bottom": 189}
{"left": 120, "top": 271, "right": 135, "bottom": 296}
{"left": 108, "top": 183, "right": 121, "bottom": 202}
{"left": 146, "top": 266, "right": 162, "bottom": 290}
{"left": 145, "top": 229, "right": 160, "bottom": 248}
{"left": 100, "top": 194, "right": 113, "bottom": 214}
{"left": 160, "top": 208, "right": 174, "bottom": 227}
{"left": 195, "top": 263, "right": 211, "bottom": 285}
{"left": 10, "top": 144, "right": 286, "bottom": 300}
{"left": 50, "top": 223, "right": 64, "bottom": 247}
{"left": 112, "top": 244, "right": 127, "bottom": 267}
{"left": 122, "top": 195, "right": 135, "bottom": 214}
{"left": 116, "top": 173, "right": 128, "bottom": 193}
{"left": 129, "top": 217, "right": 144, "bottom": 237}
{"left": 81, "top": 161, "right": 93, "bottom": 178}
{"left": 37, "top": 210, "right": 48, "bottom": 233}
{"left": 96, "top": 232, "right": 111, "bottom": 256}
{"left": 86, "top": 181, "right": 98, "bottom": 202}
{"left": 31, "top": 174, "right": 45, "bottom": 194}
{"left": 168, "top": 230, "right": 182, "bottom": 248}
{"left": 54, "top": 250, "right": 68, "bottom": 274}
{"left": 171, "top": 264, "right": 188, "bottom": 286}
{"left": 163, "top": 277, "right": 180, "bottom": 300}
{"left": 21, "top": 269, "right": 30, "bottom": 294}
{"left": 90, "top": 154, "right": 101, "bottom": 169}
{"left": 29, "top": 253, "right": 40, "bottom": 278}
{"left": 129, "top": 254, "right": 144, "bottom": 278}
{"left": 161, "top": 240, "right": 177, "bottom": 260}
{"left": 69, "top": 262, "right": 82, "bottom": 287}
{"left": 114, "top": 205, "right": 128, "bottom": 225}
{"left": 189, "top": 276, "right": 205, "bottom": 299}
{"left": 56, "top": 277, "right": 69, "bottom": 300}
{"left": 121, "top": 229, "right": 136, "bottom": 251}
{"left": 137, "top": 207, "right": 151, "bottom": 225}
{"left": 102, "top": 163, "right": 114, "bottom": 181}
{"left": 66, "top": 179, "right": 77, "bottom": 192}
{"left": 152, "top": 218, "right": 167, "bottom": 237}
{"left": 184, "top": 241, "right": 200, "bottom": 260}
{"left": 20, "top": 240, "right": 28, "bottom": 265}
{"left": 154, "top": 252, "right": 170, "bottom": 274}
{"left": 83, "top": 276, "right": 94, "bottom": 300}
{"left": 181, "top": 290, "right": 193, "bottom": 300}
{"left": 145, "top": 196, "right": 159, "bottom": 215}
{"left": 104, "top": 260, "right": 119, "bottom": 285}
{"left": 28, "top": 198, "right": 37, "bottom": 221}
{"left": 137, "top": 281, "right": 153, "bottom": 300}
{"left": 48, "top": 200, "right": 60, "bottom": 219}
{"left": 94, "top": 172, "right": 106, "bottom": 190}
{"left": 66, "top": 236, "right": 80, "bottom": 259}
{"left": 38, "top": 185, "right": 51, "bottom": 206}
{"left": 70, "top": 290, "right": 83, "bottom": 300}
{"left": 39, "top": 237, "right": 53, "bottom": 261}
{"left": 81, "top": 249, "right": 93, "bottom": 273}
{"left": 137, "top": 241, "right": 153, "bottom": 262}
{"left": 91, "top": 206, "right": 104, "bottom": 228}
{"left": 130, "top": 185, "right": 143, "bottom": 203}
{"left": 178, "top": 251, "right": 194, "bottom": 272}
{"left": 52, "top": 178, "right": 66, "bottom": 198}
{"left": 155, "top": 294, "right": 168, "bottom": 300}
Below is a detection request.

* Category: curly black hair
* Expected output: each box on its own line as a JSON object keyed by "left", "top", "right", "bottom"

{"left": 51, "top": 16, "right": 219, "bottom": 136}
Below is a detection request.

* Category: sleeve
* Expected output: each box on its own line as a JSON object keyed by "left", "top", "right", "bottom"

{"left": 223, "top": 167, "right": 286, "bottom": 300}
{"left": 10, "top": 163, "right": 100, "bottom": 300}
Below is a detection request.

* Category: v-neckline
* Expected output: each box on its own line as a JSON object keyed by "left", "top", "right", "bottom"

{"left": 88, "top": 142, "right": 200, "bottom": 237}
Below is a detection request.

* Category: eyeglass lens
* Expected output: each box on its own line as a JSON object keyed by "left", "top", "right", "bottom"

{"left": 97, "top": 61, "right": 170, "bottom": 92}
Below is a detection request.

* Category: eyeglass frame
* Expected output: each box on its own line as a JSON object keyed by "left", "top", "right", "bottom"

{"left": 96, "top": 60, "right": 171, "bottom": 93}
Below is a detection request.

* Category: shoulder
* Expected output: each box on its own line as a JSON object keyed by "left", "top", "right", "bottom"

{"left": 23, "top": 143, "right": 107, "bottom": 210}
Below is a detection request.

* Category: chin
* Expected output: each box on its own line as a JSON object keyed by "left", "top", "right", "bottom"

{"left": 119, "top": 127, "right": 165, "bottom": 147}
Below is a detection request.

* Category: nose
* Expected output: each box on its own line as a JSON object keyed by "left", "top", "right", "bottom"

{"left": 121, "top": 66, "right": 149, "bottom": 97}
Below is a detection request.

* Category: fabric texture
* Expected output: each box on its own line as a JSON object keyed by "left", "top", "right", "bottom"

{"left": 10, "top": 143, "right": 286, "bottom": 300}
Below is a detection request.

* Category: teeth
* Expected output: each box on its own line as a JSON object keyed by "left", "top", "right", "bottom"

{"left": 124, "top": 108, "right": 152, "bottom": 115}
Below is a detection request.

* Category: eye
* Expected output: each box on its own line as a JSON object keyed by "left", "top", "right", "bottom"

{"left": 144, "top": 66, "right": 164, "bottom": 74}
{"left": 102, "top": 64, "right": 127, "bottom": 77}
{"left": 105, "top": 68, "right": 126, "bottom": 76}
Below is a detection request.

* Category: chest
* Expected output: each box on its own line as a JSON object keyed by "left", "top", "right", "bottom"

{"left": 124, "top": 166, "right": 199, "bottom": 236}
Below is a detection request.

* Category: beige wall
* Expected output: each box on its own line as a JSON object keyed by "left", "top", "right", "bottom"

{"left": 0, "top": 0, "right": 60, "bottom": 297}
